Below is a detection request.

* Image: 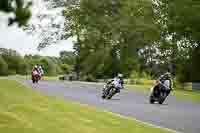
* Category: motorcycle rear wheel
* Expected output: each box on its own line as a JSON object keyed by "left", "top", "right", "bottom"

{"left": 149, "top": 96, "right": 155, "bottom": 104}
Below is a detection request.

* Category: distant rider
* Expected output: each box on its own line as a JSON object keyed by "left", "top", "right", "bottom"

{"left": 32, "top": 65, "right": 39, "bottom": 75}
{"left": 32, "top": 65, "right": 39, "bottom": 80}
{"left": 38, "top": 65, "right": 44, "bottom": 78}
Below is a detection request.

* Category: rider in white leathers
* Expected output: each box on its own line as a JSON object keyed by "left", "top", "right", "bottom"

{"left": 107, "top": 73, "right": 124, "bottom": 93}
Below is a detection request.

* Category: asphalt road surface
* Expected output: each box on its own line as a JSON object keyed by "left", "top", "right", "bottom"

{"left": 23, "top": 80, "right": 200, "bottom": 133}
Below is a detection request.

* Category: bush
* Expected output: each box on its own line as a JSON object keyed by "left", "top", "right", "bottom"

{"left": 60, "top": 64, "right": 72, "bottom": 74}
{"left": 141, "top": 79, "right": 154, "bottom": 85}
{"left": 1, "top": 52, "right": 22, "bottom": 74}
{"left": 17, "top": 60, "right": 29, "bottom": 75}
{"left": 56, "top": 65, "right": 63, "bottom": 75}
{"left": 141, "top": 72, "right": 152, "bottom": 80}
{"left": 0, "top": 56, "right": 8, "bottom": 75}
{"left": 8, "top": 69, "right": 16, "bottom": 75}
{"left": 40, "top": 58, "right": 57, "bottom": 76}
{"left": 128, "top": 71, "right": 154, "bottom": 85}
{"left": 82, "top": 74, "right": 96, "bottom": 82}
{"left": 129, "top": 71, "right": 140, "bottom": 84}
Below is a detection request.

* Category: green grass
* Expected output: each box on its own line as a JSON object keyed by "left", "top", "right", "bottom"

{"left": 126, "top": 84, "right": 200, "bottom": 103}
{"left": 172, "top": 89, "right": 200, "bottom": 102}
{"left": 0, "top": 79, "right": 172, "bottom": 133}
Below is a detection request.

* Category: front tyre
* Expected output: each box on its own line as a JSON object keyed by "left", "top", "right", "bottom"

{"left": 158, "top": 95, "right": 166, "bottom": 104}
{"left": 102, "top": 87, "right": 108, "bottom": 99}
{"left": 107, "top": 88, "right": 116, "bottom": 99}
{"left": 159, "top": 100, "right": 164, "bottom": 104}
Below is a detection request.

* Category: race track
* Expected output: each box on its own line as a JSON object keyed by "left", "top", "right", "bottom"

{"left": 23, "top": 80, "right": 200, "bottom": 133}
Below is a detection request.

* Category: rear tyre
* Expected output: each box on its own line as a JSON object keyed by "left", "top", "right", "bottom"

{"left": 149, "top": 96, "right": 155, "bottom": 104}
{"left": 107, "top": 96, "right": 112, "bottom": 99}
{"left": 102, "top": 95, "right": 106, "bottom": 99}
{"left": 102, "top": 88, "right": 107, "bottom": 99}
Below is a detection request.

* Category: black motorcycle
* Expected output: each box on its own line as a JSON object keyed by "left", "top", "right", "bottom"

{"left": 102, "top": 83, "right": 118, "bottom": 99}
{"left": 149, "top": 81, "right": 169, "bottom": 104}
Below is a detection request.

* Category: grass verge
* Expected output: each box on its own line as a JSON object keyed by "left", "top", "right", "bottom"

{"left": 0, "top": 79, "right": 172, "bottom": 133}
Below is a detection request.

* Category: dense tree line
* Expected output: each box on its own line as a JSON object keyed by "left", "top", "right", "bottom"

{"left": 64, "top": 0, "right": 159, "bottom": 80}
{"left": 62, "top": 0, "right": 200, "bottom": 82}
{"left": 2, "top": 0, "right": 200, "bottom": 82}
{"left": 0, "top": 48, "right": 75, "bottom": 76}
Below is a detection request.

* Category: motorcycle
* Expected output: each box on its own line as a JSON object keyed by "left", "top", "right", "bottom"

{"left": 102, "top": 82, "right": 118, "bottom": 99}
{"left": 149, "top": 80, "right": 170, "bottom": 104}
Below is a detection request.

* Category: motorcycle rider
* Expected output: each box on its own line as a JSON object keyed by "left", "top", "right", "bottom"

{"left": 157, "top": 71, "right": 173, "bottom": 97}
{"left": 32, "top": 65, "right": 39, "bottom": 75}
{"left": 107, "top": 73, "right": 124, "bottom": 93}
{"left": 38, "top": 65, "right": 44, "bottom": 78}
{"left": 32, "top": 65, "right": 40, "bottom": 82}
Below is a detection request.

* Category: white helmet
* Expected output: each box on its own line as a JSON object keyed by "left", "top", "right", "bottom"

{"left": 34, "top": 65, "right": 38, "bottom": 68}
{"left": 118, "top": 73, "right": 123, "bottom": 78}
{"left": 164, "top": 72, "right": 171, "bottom": 78}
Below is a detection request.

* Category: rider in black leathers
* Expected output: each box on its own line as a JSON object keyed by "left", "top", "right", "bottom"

{"left": 157, "top": 72, "right": 173, "bottom": 97}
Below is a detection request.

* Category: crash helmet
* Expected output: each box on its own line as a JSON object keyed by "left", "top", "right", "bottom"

{"left": 117, "top": 73, "right": 123, "bottom": 78}
{"left": 164, "top": 72, "right": 171, "bottom": 79}
{"left": 34, "top": 65, "right": 38, "bottom": 69}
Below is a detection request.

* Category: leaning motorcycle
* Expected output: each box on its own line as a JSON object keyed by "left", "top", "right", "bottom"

{"left": 102, "top": 83, "right": 118, "bottom": 99}
{"left": 149, "top": 80, "right": 169, "bottom": 104}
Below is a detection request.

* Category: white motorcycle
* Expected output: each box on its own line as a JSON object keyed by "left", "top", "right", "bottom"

{"left": 102, "top": 83, "right": 118, "bottom": 99}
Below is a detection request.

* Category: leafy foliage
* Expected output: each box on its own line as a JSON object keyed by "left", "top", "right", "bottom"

{"left": 64, "top": 0, "right": 159, "bottom": 78}
{"left": 0, "top": 0, "right": 32, "bottom": 26}
{"left": 59, "top": 51, "right": 75, "bottom": 65}
{"left": 0, "top": 48, "right": 74, "bottom": 76}
{"left": 60, "top": 64, "right": 72, "bottom": 74}
{"left": 0, "top": 56, "right": 8, "bottom": 75}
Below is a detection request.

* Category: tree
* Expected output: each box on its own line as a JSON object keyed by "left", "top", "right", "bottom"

{"left": 0, "top": 56, "right": 8, "bottom": 76}
{"left": 60, "top": 64, "right": 72, "bottom": 74}
{"left": 24, "top": 0, "right": 79, "bottom": 50}
{"left": 155, "top": 0, "right": 200, "bottom": 82}
{"left": 59, "top": 51, "right": 75, "bottom": 65}
{"left": 0, "top": 48, "right": 23, "bottom": 75}
{"left": 191, "top": 46, "right": 200, "bottom": 82}
{"left": 64, "top": 0, "right": 159, "bottom": 79}
{"left": 0, "top": 0, "right": 32, "bottom": 26}
{"left": 17, "top": 60, "right": 29, "bottom": 75}
{"left": 166, "top": 0, "right": 200, "bottom": 44}
{"left": 39, "top": 57, "right": 57, "bottom": 76}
